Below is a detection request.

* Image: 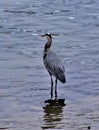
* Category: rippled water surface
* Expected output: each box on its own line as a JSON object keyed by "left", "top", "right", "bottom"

{"left": 0, "top": 0, "right": 99, "bottom": 129}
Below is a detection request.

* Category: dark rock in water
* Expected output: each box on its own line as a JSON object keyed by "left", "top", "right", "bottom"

{"left": 44, "top": 99, "right": 65, "bottom": 106}
{"left": 88, "top": 126, "right": 91, "bottom": 129}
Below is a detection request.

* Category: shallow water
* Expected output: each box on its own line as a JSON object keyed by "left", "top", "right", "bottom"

{"left": 0, "top": 0, "right": 99, "bottom": 129}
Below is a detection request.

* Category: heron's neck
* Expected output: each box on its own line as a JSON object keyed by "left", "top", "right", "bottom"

{"left": 44, "top": 38, "right": 52, "bottom": 54}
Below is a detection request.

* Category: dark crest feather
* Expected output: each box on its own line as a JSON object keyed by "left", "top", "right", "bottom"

{"left": 45, "top": 33, "right": 52, "bottom": 39}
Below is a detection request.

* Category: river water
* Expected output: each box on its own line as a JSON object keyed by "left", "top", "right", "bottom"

{"left": 0, "top": 0, "right": 99, "bottom": 130}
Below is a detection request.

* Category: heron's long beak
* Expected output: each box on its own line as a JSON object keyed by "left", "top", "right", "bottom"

{"left": 40, "top": 34, "right": 45, "bottom": 37}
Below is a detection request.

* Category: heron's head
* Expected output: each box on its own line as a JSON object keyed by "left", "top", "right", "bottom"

{"left": 41, "top": 33, "right": 52, "bottom": 41}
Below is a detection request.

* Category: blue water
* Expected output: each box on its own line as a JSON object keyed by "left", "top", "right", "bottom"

{"left": 0, "top": 0, "right": 99, "bottom": 129}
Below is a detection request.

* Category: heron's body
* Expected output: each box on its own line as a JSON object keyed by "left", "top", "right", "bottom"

{"left": 41, "top": 33, "right": 66, "bottom": 98}
{"left": 43, "top": 50, "right": 65, "bottom": 83}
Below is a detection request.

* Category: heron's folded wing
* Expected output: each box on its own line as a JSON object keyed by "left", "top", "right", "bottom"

{"left": 44, "top": 51, "right": 65, "bottom": 82}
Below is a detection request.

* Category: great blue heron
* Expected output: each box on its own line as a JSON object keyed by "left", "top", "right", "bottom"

{"left": 41, "top": 33, "right": 66, "bottom": 98}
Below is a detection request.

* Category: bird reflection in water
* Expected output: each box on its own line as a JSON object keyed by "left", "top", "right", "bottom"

{"left": 42, "top": 99, "right": 65, "bottom": 130}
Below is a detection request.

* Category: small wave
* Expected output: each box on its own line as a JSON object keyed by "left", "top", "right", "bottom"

{"left": 3, "top": 9, "right": 36, "bottom": 15}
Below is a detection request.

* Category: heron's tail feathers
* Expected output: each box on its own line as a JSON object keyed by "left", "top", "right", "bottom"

{"left": 57, "top": 73, "right": 66, "bottom": 83}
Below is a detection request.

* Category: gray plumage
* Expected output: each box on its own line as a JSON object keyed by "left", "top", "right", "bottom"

{"left": 41, "top": 33, "right": 66, "bottom": 98}
{"left": 43, "top": 50, "right": 65, "bottom": 83}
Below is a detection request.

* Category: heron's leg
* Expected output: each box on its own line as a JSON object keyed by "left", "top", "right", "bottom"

{"left": 50, "top": 75, "right": 53, "bottom": 99}
{"left": 55, "top": 78, "right": 57, "bottom": 99}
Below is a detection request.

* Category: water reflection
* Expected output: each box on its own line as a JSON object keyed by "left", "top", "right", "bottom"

{"left": 42, "top": 99, "right": 65, "bottom": 130}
